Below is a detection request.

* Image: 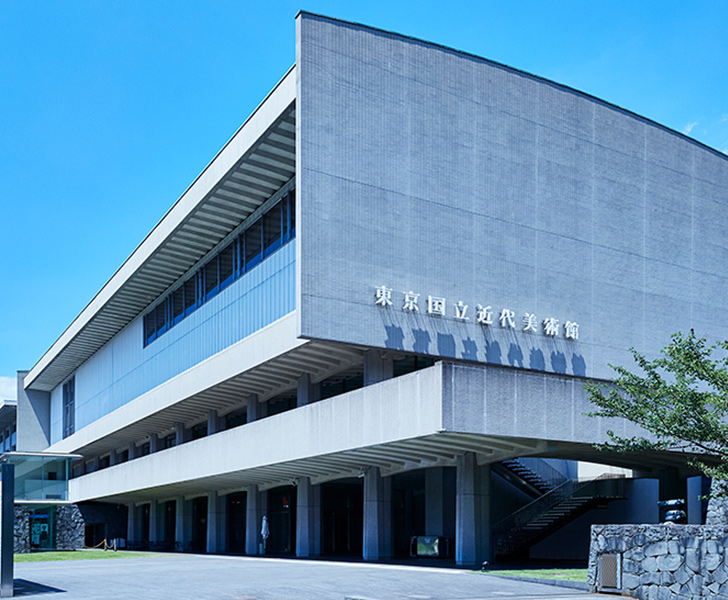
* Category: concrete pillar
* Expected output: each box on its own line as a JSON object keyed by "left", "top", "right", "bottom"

{"left": 109, "top": 450, "right": 119, "bottom": 466}
{"left": 295, "top": 477, "right": 322, "bottom": 557}
{"left": 127, "top": 503, "right": 137, "bottom": 543}
{"left": 207, "top": 410, "right": 219, "bottom": 436}
{"left": 90, "top": 456, "right": 100, "bottom": 473}
{"left": 247, "top": 393, "right": 265, "bottom": 422}
{"left": 149, "top": 433, "right": 159, "bottom": 453}
{"left": 363, "top": 349, "right": 394, "bottom": 386}
{"left": 175, "top": 422, "right": 187, "bottom": 446}
{"left": 362, "top": 467, "right": 392, "bottom": 560}
{"left": 455, "top": 453, "right": 491, "bottom": 566}
{"left": 297, "top": 373, "right": 321, "bottom": 407}
{"left": 149, "top": 500, "right": 160, "bottom": 543}
{"left": 175, "top": 495, "right": 188, "bottom": 550}
{"left": 207, "top": 490, "right": 223, "bottom": 553}
{"left": 128, "top": 442, "right": 137, "bottom": 460}
{"left": 245, "top": 484, "right": 267, "bottom": 555}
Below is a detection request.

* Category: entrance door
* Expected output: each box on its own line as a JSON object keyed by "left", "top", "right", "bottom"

{"left": 191, "top": 496, "right": 207, "bottom": 552}
{"left": 227, "top": 492, "right": 246, "bottom": 552}
{"left": 267, "top": 486, "right": 296, "bottom": 554}
{"left": 322, "top": 480, "right": 363, "bottom": 556}
{"left": 29, "top": 511, "right": 54, "bottom": 552}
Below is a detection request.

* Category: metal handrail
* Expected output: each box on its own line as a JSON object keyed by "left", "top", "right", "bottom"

{"left": 493, "top": 473, "right": 626, "bottom": 533}
{"left": 511, "top": 457, "right": 570, "bottom": 490}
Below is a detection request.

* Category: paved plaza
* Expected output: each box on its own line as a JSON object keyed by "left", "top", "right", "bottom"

{"left": 12, "top": 554, "right": 610, "bottom": 600}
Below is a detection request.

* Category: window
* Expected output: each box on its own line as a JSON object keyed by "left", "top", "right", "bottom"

{"left": 245, "top": 220, "right": 263, "bottom": 269}
{"left": 264, "top": 201, "right": 283, "bottom": 256}
{"left": 219, "top": 243, "right": 235, "bottom": 290}
{"left": 142, "top": 190, "right": 295, "bottom": 347}
{"left": 204, "top": 256, "right": 219, "bottom": 300}
{"left": 172, "top": 286, "right": 184, "bottom": 325}
{"left": 183, "top": 276, "right": 197, "bottom": 315}
{"left": 62, "top": 377, "right": 75, "bottom": 438}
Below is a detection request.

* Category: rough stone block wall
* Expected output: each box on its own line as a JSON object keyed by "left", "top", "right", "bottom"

{"left": 589, "top": 524, "right": 728, "bottom": 599}
{"left": 13, "top": 507, "right": 29, "bottom": 554}
{"left": 55, "top": 505, "right": 84, "bottom": 550}
{"left": 706, "top": 482, "right": 728, "bottom": 525}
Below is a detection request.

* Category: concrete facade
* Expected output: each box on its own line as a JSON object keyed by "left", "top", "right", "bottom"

{"left": 15, "top": 13, "right": 728, "bottom": 564}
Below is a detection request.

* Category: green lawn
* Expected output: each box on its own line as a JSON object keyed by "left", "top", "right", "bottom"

{"left": 15, "top": 550, "right": 153, "bottom": 562}
{"left": 488, "top": 568, "right": 588, "bottom": 582}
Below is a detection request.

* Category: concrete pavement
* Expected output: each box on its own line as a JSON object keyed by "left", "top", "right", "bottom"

{"left": 12, "top": 553, "right": 611, "bottom": 600}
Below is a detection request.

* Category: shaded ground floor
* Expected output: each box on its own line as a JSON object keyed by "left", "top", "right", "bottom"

{"left": 78, "top": 461, "right": 707, "bottom": 565}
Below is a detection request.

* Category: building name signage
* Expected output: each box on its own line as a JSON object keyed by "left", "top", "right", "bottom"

{"left": 373, "top": 285, "right": 579, "bottom": 340}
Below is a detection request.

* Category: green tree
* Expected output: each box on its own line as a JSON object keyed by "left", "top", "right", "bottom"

{"left": 586, "top": 331, "right": 728, "bottom": 481}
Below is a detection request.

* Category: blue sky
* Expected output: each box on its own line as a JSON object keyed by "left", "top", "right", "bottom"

{"left": 1, "top": 1, "right": 727, "bottom": 399}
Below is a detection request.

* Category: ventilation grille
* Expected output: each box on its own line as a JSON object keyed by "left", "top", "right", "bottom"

{"left": 598, "top": 553, "right": 622, "bottom": 591}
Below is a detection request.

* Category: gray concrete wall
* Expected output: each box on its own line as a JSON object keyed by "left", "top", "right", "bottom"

{"left": 16, "top": 371, "right": 51, "bottom": 451}
{"left": 296, "top": 13, "right": 728, "bottom": 381}
{"left": 440, "top": 362, "right": 648, "bottom": 446}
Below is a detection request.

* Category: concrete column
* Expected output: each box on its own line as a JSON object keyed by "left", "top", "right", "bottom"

{"left": 297, "top": 373, "right": 321, "bottom": 407}
{"left": 207, "top": 410, "right": 219, "bottom": 436}
{"left": 149, "top": 433, "right": 159, "bottom": 453}
{"left": 247, "top": 393, "right": 265, "bottom": 422}
{"left": 362, "top": 467, "right": 392, "bottom": 560}
{"left": 127, "top": 503, "right": 137, "bottom": 543}
{"left": 109, "top": 450, "right": 119, "bottom": 466}
{"left": 128, "top": 442, "right": 136, "bottom": 460}
{"left": 295, "top": 477, "right": 322, "bottom": 557}
{"left": 207, "top": 490, "right": 222, "bottom": 553}
{"left": 245, "top": 484, "right": 265, "bottom": 555}
{"left": 175, "top": 422, "right": 187, "bottom": 446}
{"left": 90, "top": 456, "right": 100, "bottom": 473}
{"left": 175, "top": 496, "right": 188, "bottom": 550}
{"left": 455, "top": 453, "right": 491, "bottom": 566}
{"left": 363, "top": 349, "right": 394, "bottom": 386}
{"left": 149, "top": 500, "right": 160, "bottom": 544}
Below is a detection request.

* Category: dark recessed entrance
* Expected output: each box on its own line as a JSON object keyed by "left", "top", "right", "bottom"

{"left": 266, "top": 486, "right": 296, "bottom": 554}
{"left": 191, "top": 496, "right": 207, "bottom": 553}
{"left": 322, "top": 479, "right": 362, "bottom": 556}
{"left": 227, "top": 492, "right": 247, "bottom": 552}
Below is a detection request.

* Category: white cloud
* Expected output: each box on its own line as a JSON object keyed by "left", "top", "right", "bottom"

{"left": 682, "top": 121, "right": 698, "bottom": 135}
{"left": 0, "top": 377, "right": 16, "bottom": 401}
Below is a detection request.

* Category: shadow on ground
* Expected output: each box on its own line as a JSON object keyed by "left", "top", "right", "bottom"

{"left": 14, "top": 579, "right": 65, "bottom": 596}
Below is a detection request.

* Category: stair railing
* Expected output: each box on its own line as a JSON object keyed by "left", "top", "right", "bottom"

{"left": 493, "top": 473, "right": 626, "bottom": 535}
{"left": 511, "top": 457, "right": 570, "bottom": 491}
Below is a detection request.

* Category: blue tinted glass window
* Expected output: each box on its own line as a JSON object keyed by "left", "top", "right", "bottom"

{"left": 245, "top": 220, "right": 263, "bottom": 269}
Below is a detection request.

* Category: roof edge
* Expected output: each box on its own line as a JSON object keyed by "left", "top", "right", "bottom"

{"left": 296, "top": 11, "right": 727, "bottom": 162}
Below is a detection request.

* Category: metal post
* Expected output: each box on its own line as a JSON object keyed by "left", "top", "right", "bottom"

{"left": 1, "top": 463, "right": 15, "bottom": 597}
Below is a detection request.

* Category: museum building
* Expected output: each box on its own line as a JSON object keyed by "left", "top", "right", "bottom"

{"left": 15, "top": 13, "right": 728, "bottom": 563}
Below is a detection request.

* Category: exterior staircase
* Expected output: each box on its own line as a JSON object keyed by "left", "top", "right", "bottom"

{"left": 493, "top": 459, "right": 627, "bottom": 560}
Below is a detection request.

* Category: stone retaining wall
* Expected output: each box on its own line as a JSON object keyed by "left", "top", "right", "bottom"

{"left": 589, "top": 524, "right": 728, "bottom": 599}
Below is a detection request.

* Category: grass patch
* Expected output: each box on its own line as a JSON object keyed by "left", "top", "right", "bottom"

{"left": 15, "top": 550, "right": 153, "bottom": 562}
{"left": 489, "top": 568, "right": 588, "bottom": 582}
